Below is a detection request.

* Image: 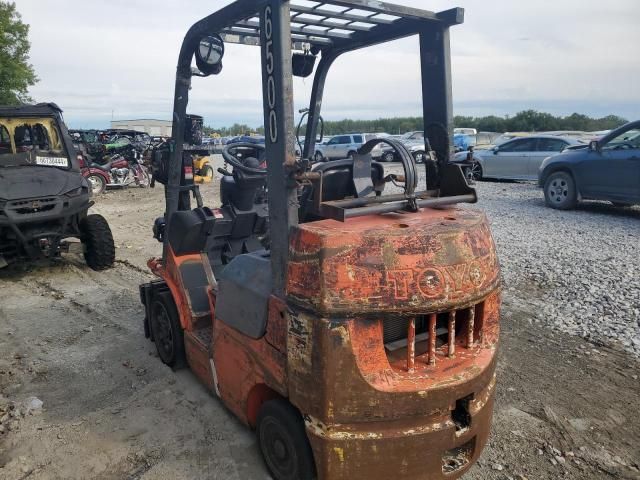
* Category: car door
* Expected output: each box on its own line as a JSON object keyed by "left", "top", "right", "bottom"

{"left": 323, "top": 136, "right": 342, "bottom": 159}
{"left": 486, "top": 138, "right": 537, "bottom": 179}
{"left": 577, "top": 127, "right": 640, "bottom": 201}
{"left": 531, "top": 138, "right": 569, "bottom": 180}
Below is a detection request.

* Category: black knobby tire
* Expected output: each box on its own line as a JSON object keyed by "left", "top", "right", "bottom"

{"left": 80, "top": 214, "right": 115, "bottom": 270}
{"left": 544, "top": 171, "right": 577, "bottom": 210}
{"left": 257, "top": 399, "right": 316, "bottom": 480}
{"left": 314, "top": 152, "right": 324, "bottom": 163}
{"left": 150, "top": 292, "right": 186, "bottom": 368}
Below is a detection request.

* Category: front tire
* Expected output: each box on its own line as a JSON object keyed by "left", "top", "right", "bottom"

{"left": 257, "top": 399, "right": 316, "bottom": 480}
{"left": 412, "top": 151, "right": 426, "bottom": 164}
{"left": 544, "top": 171, "right": 577, "bottom": 210}
{"left": 150, "top": 292, "right": 186, "bottom": 368}
{"left": 80, "top": 214, "right": 115, "bottom": 270}
{"left": 468, "top": 162, "right": 483, "bottom": 181}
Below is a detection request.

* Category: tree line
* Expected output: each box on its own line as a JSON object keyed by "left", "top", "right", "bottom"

{"left": 204, "top": 111, "right": 628, "bottom": 137}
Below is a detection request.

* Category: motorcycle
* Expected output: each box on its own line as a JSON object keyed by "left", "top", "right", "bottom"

{"left": 81, "top": 145, "right": 150, "bottom": 195}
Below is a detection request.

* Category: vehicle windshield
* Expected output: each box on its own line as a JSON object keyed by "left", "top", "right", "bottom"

{"left": 604, "top": 128, "right": 640, "bottom": 150}
{"left": 0, "top": 117, "right": 69, "bottom": 168}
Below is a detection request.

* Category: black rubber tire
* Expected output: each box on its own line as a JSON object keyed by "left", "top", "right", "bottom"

{"left": 381, "top": 151, "right": 395, "bottom": 163}
{"left": 150, "top": 292, "right": 186, "bottom": 368}
{"left": 201, "top": 164, "right": 214, "bottom": 180}
{"left": 80, "top": 214, "right": 115, "bottom": 270}
{"left": 257, "top": 399, "right": 316, "bottom": 480}
{"left": 412, "top": 151, "right": 426, "bottom": 164}
{"left": 314, "top": 152, "right": 324, "bottom": 162}
{"left": 347, "top": 150, "right": 356, "bottom": 160}
{"left": 87, "top": 174, "right": 106, "bottom": 195}
{"left": 468, "top": 162, "right": 483, "bottom": 181}
{"left": 544, "top": 171, "right": 577, "bottom": 210}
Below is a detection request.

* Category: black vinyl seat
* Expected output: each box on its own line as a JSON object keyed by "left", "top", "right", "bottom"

{"left": 299, "top": 158, "right": 385, "bottom": 222}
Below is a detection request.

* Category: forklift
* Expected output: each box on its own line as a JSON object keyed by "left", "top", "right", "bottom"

{"left": 140, "top": 1, "right": 501, "bottom": 479}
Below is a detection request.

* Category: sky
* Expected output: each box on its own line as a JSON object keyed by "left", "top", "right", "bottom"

{"left": 15, "top": 0, "right": 640, "bottom": 129}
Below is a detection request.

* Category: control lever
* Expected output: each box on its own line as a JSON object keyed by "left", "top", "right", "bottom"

{"left": 217, "top": 167, "right": 232, "bottom": 176}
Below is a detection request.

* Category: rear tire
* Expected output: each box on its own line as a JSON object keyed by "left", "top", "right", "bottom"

{"left": 201, "top": 164, "right": 214, "bottom": 180}
{"left": 381, "top": 151, "right": 395, "bottom": 163}
{"left": 150, "top": 292, "right": 186, "bottom": 368}
{"left": 314, "top": 152, "right": 324, "bottom": 162}
{"left": 347, "top": 150, "right": 356, "bottom": 160}
{"left": 87, "top": 174, "right": 106, "bottom": 195}
{"left": 80, "top": 214, "right": 115, "bottom": 270}
{"left": 544, "top": 171, "right": 577, "bottom": 210}
{"left": 257, "top": 399, "right": 316, "bottom": 480}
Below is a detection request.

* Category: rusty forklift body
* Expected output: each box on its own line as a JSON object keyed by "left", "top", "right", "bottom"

{"left": 139, "top": 1, "right": 501, "bottom": 478}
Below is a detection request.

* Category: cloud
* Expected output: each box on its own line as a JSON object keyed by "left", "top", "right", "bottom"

{"left": 17, "top": 0, "right": 640, "bottom": 128}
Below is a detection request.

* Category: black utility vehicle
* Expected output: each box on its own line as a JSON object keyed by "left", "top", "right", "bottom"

{"left": 0, "top": 103, "right": 115, "bottom": 269}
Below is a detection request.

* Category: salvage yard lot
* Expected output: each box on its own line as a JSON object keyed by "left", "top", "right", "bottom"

{"left": 1, "top": 169, "right": 639, "bottom": 479}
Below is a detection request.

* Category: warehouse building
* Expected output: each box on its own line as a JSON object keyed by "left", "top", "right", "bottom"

{"left": 110, "top": 119, "right": 172, "bottom": 136}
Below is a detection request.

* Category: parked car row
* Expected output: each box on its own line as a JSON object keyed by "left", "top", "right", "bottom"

{"left": 450, "top": 121, "right": 639, "bottom": 210}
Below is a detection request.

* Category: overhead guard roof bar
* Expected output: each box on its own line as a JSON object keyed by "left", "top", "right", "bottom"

{"left": 218, "top": 0, "right": 463, "bottom": 49}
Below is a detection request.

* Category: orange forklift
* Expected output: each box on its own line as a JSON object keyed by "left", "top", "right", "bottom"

{"left": 140, "top": 1, "right": 501, "bottom": 478}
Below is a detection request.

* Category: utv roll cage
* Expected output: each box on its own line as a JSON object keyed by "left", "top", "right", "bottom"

{"left": 166, "top": 0, "right": 475, "bottom": 294}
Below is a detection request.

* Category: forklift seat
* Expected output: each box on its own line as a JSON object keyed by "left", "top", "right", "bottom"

{"left": 298, "top": 158, "right": 385, "bottom": 222}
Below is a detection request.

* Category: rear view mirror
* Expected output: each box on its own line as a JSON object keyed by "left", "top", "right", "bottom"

{"left": 589, "top": 140, "right": 600, "bottom": 151}
{"left": 292, "top": 52, "right": 316, "bottom": 78}
{"left": 195, "top": 35, "right": 224, "bottom": 75}
{"left": 492, "top": 146, "right": 499, "bottom": 154}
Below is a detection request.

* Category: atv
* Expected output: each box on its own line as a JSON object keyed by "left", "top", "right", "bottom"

{"left": 0, "top": 103, "right": 115, "bottom": 270}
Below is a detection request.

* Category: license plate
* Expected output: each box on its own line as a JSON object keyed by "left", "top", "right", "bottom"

{"left": 35, "top": 156, "right": 69, "bottom": 167}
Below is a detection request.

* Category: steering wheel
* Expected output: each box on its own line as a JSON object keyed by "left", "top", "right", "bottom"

{"left": 222, "top": 143, "right": 268, "bottom": 175}
{"left": 358, "top": 138, "right": 419, "bottom": 210}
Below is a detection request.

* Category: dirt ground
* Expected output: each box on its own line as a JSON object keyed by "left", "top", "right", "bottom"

{"left": 1, "top": 177, "right": 639, "bottom": 480}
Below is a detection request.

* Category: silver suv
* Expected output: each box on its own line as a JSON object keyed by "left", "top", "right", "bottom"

{"left": 314, "top": 133, "right": 379, "bottom": 162}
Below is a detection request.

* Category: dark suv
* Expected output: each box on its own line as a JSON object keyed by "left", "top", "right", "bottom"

{"left": 0, "top": 103, "right": 115, "bottom": 269}
{"left": 539, "top": 121, "right": 640, "bottom": 209}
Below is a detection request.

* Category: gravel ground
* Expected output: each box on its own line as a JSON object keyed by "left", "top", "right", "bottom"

{"left": 473, "top": 180, "right": 640, "bottom": 357}
{"left": 0, "top": 162, "right": 639, "bottom": 479}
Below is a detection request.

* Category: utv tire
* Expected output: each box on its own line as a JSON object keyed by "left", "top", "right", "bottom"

{"left": 150, "top": 292, "right": 186, "bottom": 368}
{"left": 257, "top": 399, "right": 316, "bottom": 480}
{"left": 87, "top": 174, "right": 106, "bottom": 195}
{"left": 544, "top": 171, "right": 577, "bottom": 210}
{"left": 80, "top": 214, "right": 115, "bottom": 270}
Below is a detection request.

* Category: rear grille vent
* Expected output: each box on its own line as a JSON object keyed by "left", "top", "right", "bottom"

{"left": 383, "top": 302, "right": 485, "bottom": 372}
